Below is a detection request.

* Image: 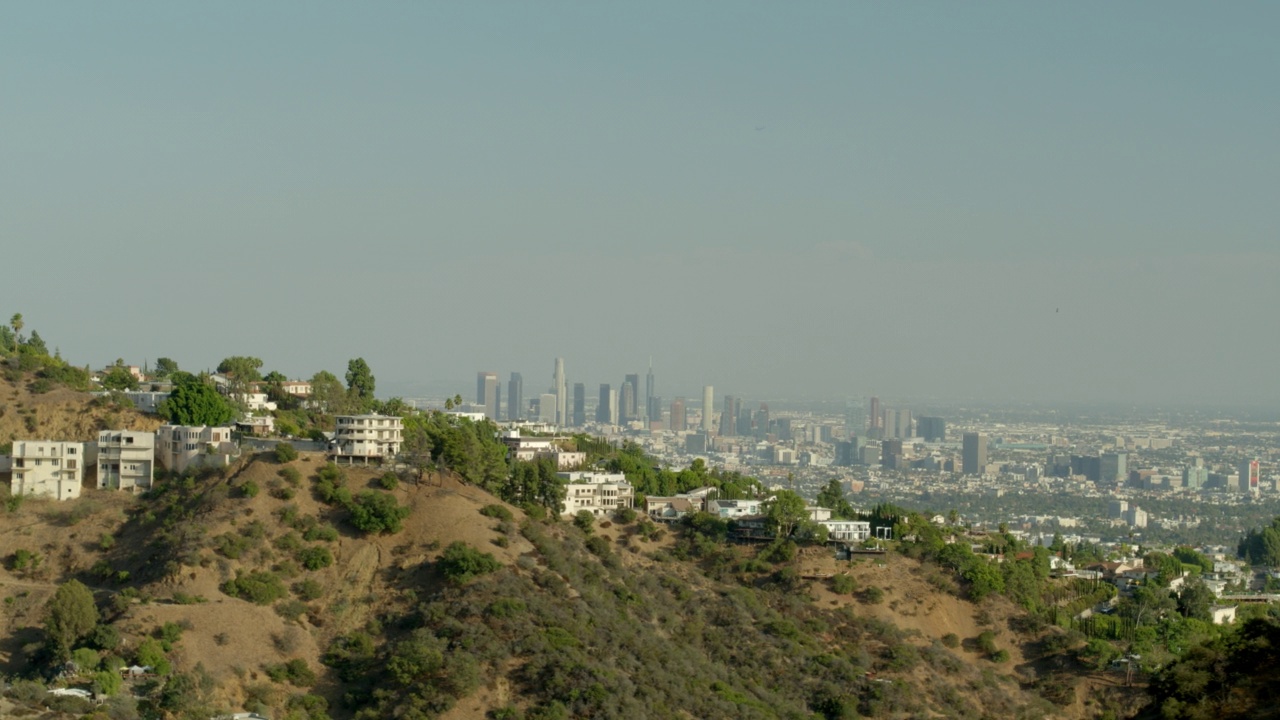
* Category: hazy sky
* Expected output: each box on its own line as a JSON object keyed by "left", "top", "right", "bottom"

{"left": 3, "top": 2, "right": 1278, "bottom": 406}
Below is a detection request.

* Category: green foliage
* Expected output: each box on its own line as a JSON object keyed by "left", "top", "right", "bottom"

{"left": 71, "top": 646, "right": 101, "bottom": 671}
{"left": 763, "top": 490, "right": 808, "bottom": 539}
{"left": 345, "top": 357, "right": 376, "bottom": 410}
{"left": 265, "top": 658, "right": 318, "bottom": 687}
{"left": 615, "top": 506, "right": 637, "bottom": 523}
{"left": 815, "top": 478, "right": 856, "bottom": 519}
{"left": 297, "top": 546, "right": 334, "bottom": 571}
{"left": 10, "top": 547, "right": 40, "bottom": 571}
{"left": 154, "top": 357, "right": 180, "bottom": 378}
{"left": 439, "top": 541, "right": 502, "bottom": 584}
{"left": 44, "top": 579, "right": 99, "bottom": 660}
{"left": 573, "top": 510, "right": 595, "bottom": 534}
{"left": 239, "top": 480, "right": 260, "bottom": 498}
{"left": 378, "top": 472, "right": 399, "bottom": 490}
{"left": 135, "top": 637, "right": 172, "bottom": 675}
{"left": 222, "top": 571, "right": 287, "bottom": 605}
{"left": 100, "top": 365, "right": 140, "bottom": 391}
{"left": 347, "top": 490, "right": 410, "bottom": 535}
{"left": 159, "top": 379, "right": 236, "bottom": 426}
{"left": 831, "top": 574, "right": 857, "bottom": 595}
{"left": 275, "top": 442, "right": 299, "bottom": 463}
{"left": 481, "top": 504, "right": 514, "bottom": 522}
{"left": 93, "top": 669, "right": 122, "bottom": 696}
{"left": 294, "top": 578, "right": 324, "bottom": 601}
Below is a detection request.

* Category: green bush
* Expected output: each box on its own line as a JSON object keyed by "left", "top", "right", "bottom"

{"left": 861, "top": 586, "right": 885, "bottom": 604}
{"left": 264, "top": 658, "right": 317, "bottom": 687}
{"left": 297, "top": 546, "right": 334, "bottom": 570}
{"left": 239, "top": 480, "right": 260, "bottom": 498}
{"left": 304, "top": 524, "right": 339, "bottom": 542}
{"left": 831, "top": 574, "right": 857, "bottom": 594}
{"left": 615, "top": 507, "right": 637, "bottom": 523}
{"left": 942, "top": 633, "right": 960, "bottom": 648}
{"left": 481, "top": 504, "right": 514, "bottom": 522}
{"left": 439, "top": 541, "right": 502, "bottom": 585}
{"left": 347, "top": 490, "right": 410, "bottom": 535}
{"left": 222, "top": 571, "right": 287, "bottom": 605}
{"left": 574, "top": 510, "right": 595, "bottom": 534}
{"left": 378, "top": 472, "right": 399, "bottom": 490}
{"left": 275, "top": 442, "right": 299, "bottom": 463}
{"left": 294, "top": 579, "right": 324, "bottom": 601}
{"left": 977, "top": 631, "right": 998, "bottom": 656}
{"left": 278, "top": 466, "right": 302, "bottom": 485}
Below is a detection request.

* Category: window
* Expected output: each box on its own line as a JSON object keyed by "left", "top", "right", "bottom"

{"left": 67, "top": 447, "right": 76, "bottom": 455}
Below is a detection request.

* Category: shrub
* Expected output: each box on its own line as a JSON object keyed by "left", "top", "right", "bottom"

{"left": 615, "top": 507, "right": 637, "bottom": 523}
{"left": 297, "top": 546, "right": 333, "bottom": 571}
{"left": 831, "top": 574, "right": 857, "bottom": 594}
{"left": 481, "top": 504, "right": 514, "bottom": 522}
{"left": 222, "top": 571, "right": 287, "bottom": 605}
{"left": 275, "top": 599, "right": 309, "bottom": 622}
{"left": 275, "top": 443, "right": 299, "bottom": 463}
{"left": 294, "top": 579, "right": 324, "bottom": 601}
{"left": 942, "top": 633, "right": 960, "bottom": 648}
{"left": 991, "top": 649, "right": 1010, "bottom": 663}
{"left": 239, "top": 480, "right": 260, "bottom": 498}
{"left": 977, "top": 631, "right": 998, "bottom": 656}
{"left": 303, "top": 524, "right": 339, "bottom": 542}
{"left": 278, "top": 466, "right": 302, "bottom": 486}
{"left": 574, "top": 510, "right": 595, "bottom": 534}
{"left": 439, "top": 542, "right": 502, "bottom": 585}
{"left": 347, "top": 491, "right": 410, "bottom": 535}
{"left": 264, "top": 658, "right": 317, "bottom": 687}
{"left": 861, "top": 586, "right": 885, "bottom": 604}
{"left": 378, "top": 472, "right": 399, "bottom": 490}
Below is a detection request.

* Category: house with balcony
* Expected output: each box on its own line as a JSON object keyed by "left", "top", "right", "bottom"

{"left": 500, "top": 430, "right": 585, "bottom": 469}
{"left": 156, "top": 425, "right": 237, "bottom": 474}
{"left": 557, "top": 471, "right": 633, "bottom": 517}
{"left": 330, "top": 414, "right": 402, "bottom": 463}
{"left": 96, "top": 430, "right": 155, "bottom": 491}
{"left": 8, "top": 441, "right": 90, "bottom": 501}
{"left": 819, "top": 520, "right": 872, "bottom": 542}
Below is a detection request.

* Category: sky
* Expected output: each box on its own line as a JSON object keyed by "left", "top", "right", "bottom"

{"left": 2, "top": 2, "right": 1278, "bottom": 407}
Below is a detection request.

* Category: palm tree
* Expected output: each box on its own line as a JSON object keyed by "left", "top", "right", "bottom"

{"left": 10, "top": 313, "right": 23, "bottom": 336}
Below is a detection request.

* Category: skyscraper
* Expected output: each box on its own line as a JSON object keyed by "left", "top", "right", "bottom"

{"left": 868, "top": 397, "right": 881, "bottom": 438}
{"left": 624, "top": 373, "right": 640, "bottom": 422}
{"left": 619, "top": 381, "right": 635, "bottom": 423}
{"left": 597, "top": 384, "right": 612, "bottom": 424}
{"left": 701, "top": 385, "right": 714, "bottom": 432}
{"left": 881, "top": 408, "right": 897, "bottom": 439}
{"left": 917, "top": 416, "right": 946, "bottom": 442}
{"left": 896, "top": 409, "right": 912, "bottom": 439}
{"left": 962, "top": 432, "right": 987, "bottom": 475}
{"left": 538, "top": 393, "right": 556, "bottom": 423}
{"left": 755, "top": 403, "right": 770, "bottom": 438}
{"left": 721, "top": 395, "right": 738, "bottom": 436}
{"left": 1240, "top": 459, "right": 1261, "bottom": 495}
{"left": 476, "top": 372, "right": 498, "bottom": 420}
{"left": 670, "top": 397, "right": 687, "bottom": 431}
{"left": 645, "top": 360, "right": 655, "bottom": 424}
{"left": 1100, "top": 452, "right": 1128, "bottom": 484}
{"left": 553, "top": 358, "right": 566, "bottom": 426}
{"left": 572, "top": 383, "right": 586, "bottom": 427}
{"left": 507, "top": 372, "right": 523, "bottom": 422}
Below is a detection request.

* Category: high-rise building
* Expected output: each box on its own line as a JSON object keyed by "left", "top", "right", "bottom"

{"left": 917, "top": 416, "right": 946, "bottom": 442}
{"left": 608, "top": 388, "right": 618, "bottom": 425}
{"left": 553, "top": 358, "right": 566, "bottom": 426}
{"left": 868, "top": 397, "right": 881, "bottom": 438}
{"left": 624, "top": 373, "right": 640, "bottom": 421}
{"left": 597, "top": 384, "right": 612, "bottom": 424}
{"left": 476, "top": 372, "right": 499, "bottom": 420}
{"left": 619, "top": 381, "right": 635, "bottom": 423}
{"left": 962, "top": 432, "right": 987, "bottom": 475}
{"left": 701, "top": 385, "right": 714, "bottom": 432}
{"left": 670, "top": 397, "right": 687, "bottom": 431}
{"left": 755, "top": 403, "right": 770, "bottom": 438}
{"left": 881, "top": 408, "right": 897, "bottom": 439}
{"left": 507, "top": 373, "right": 523, "bottom": 422}
{"left": 896, "top": 409, "right": 912, "bottom": 439}
{"left": 1182, "top": 457, "right": 1208, "bottom": 489}
{"left": 720, "top": 395, "right": 738, "bottom": 436}
{"left": 645, "top": 361, "right": 655, "bottom": 424}
{"left": 538, "top": 393, "right": 557, "bottom": 423}
{"left": 572, "top": 383, "right": 586, "bottom": 427}
{"left": 1240, "top": 459, "right": 1261, "bottom": 495}
{"left": 1100, "top": 452, "right": 1128, "bottom": 484}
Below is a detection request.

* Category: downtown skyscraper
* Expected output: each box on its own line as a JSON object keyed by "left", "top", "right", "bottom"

{"left": 701, "top": 385, "right": 714, "bottom": 432}
{"left": 553, "top": 357, "right": 566, "bottom": 426}
{"left": 507, "top": 372, "right": 523, "bottom": 422}
{"left": 476, "top": 372, "right": 499, "bottom": 420}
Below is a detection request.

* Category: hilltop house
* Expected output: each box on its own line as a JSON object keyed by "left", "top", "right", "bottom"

{"left": 156, "top": 425, "right": 237, "bottom": 474}
{"left": 96, "top": 430, "right": 155, "bottom": 491}
{"left": 8, "top": 441, "right": 91, "bottom": 501}
{"left": 558, "top": 471, "right": 633, "bottom": 517}
{"left": 330, "top": 414, "right": 402, "bottom": 463}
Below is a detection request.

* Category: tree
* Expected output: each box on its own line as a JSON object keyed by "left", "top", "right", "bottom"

{"left": 310, "top": 370, "right": 347, "bottom": 415}
{"left": 217, "top": 356, "right": 263, "bottom": 382}
{"left": 25, "top": 330, "right": 47, "bottom": 355}
{"left": 401, "top": 417, "right": 435, "bottom": 481}
{"left": 10, "top": 313, "right": 23, "bottom": 336}
{"left": 347, "top": 490, "right": 410, "bottom": 534}
{"left": 1177, "top": 580, "right": 1215, "bottom": 622}
{"left": 100, "top": 365, "right": 140, "bottom": 391}
{"left": 154, "top": 357, "right": 180, "bottom": 379}
{"left": 345, "top": 358, "right": 376, "bottom": 410}
{"left": 159, "top": 380, "right": 237, "bottom": 426}
{"left": 764, "top": 490, "right": 808, "bottom": 540}
{"left": 44, "top": 579, "right": 99, "bottom": 661}
{"left": 815, "top": 479, "right": 855, "bottom": 519}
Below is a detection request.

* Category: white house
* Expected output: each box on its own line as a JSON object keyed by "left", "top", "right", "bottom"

{"left": 96, "top": 430, "right": 155, "bottom": 491}
{"left": 708, "top": 498, "right": 767, "bottom": 518}
{"left": 8, "top": 441, "right": 89, "bottom": 501}
{"left": 501, "top": 430, "right": 585, "bottom": 468}
{"left": 1210, "top": 605, "right": 1238, "bottom": 625}
{"left": 819, "top": 520, "right": 872, "bottom": 542}
{"left": 156, "top": 425, "right": 237, "bottom": 474}
{"left": 331, "top": 414, "right": 402, "bottom": 462}
{"left": 558, "top": 471, "right": 634, "bottom": 517}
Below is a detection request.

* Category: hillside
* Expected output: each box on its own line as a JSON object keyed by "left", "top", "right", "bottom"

{"left": 0, "top": 372, "right": 162, "bottom": 446}
{"left": 0, "top": 448, "right": 1155, "bottom": 720}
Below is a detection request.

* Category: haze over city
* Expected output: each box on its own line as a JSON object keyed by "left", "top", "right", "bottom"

{"left": 3, "top": 3, "right": 1278, "bottom": 406}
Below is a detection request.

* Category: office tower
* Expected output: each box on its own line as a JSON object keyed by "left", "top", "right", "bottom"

{"left": 624, "top": 373, "right": 640, "bottom": 421}
{"left": 755, "top": 403, "right": 770, "bottom": 439}
{"left": 701, "top": 385, "right": 714, "bottom": 432}
{"left": 553, "top": 358, "right": 566, "bottom": 425}
{"left": 538, "top": 393, "right": 556, "bottom": 423}
{"left": 721, "top": 395, "right": 738, "bottom": 436}
{"left": 917, "top": 416, "right": 946, "bottom": 442}
{"left": 645, "top": 360, "right": 655, "bottom": 424}
{"left": 608, "top": 388, "right": 619, "bottom": 425}
{"left": 476, "top": 372, "right": 499, "bottom": 420}
{"left": 619, "top": 381, "right": 635, "bottom": 423}
{"left": 896, "top": 409, "right": 912, "bottom": 439}
{"left": 775, "top": 417, "right": 793, "bottom": 441}
{"left": 880, "top": 408, "right": 898, "bottom": 439}
{"left": 1100, "top": 452, "right": 1128, "bottom": 484}
{"left": 572, "top": 383, "right": 586, "bottom": 427}
{"left": 1240, "top": 459, "right": 1261, "bottom": 495}
{"left": 868, "top": 397, "right": 881, "bottom": 438}
{"left": 649, "top": 397, "right": 663, "bottom": 428}
{"left": 685, "top": 433, "right": 708, "bottom": 454}
{"left": 597, "top": 384, "right": 612, "bottom": 423}
{"left": 962, "top": 432, "right": 987, "bottom": 475}
{"left": 738, "top": 407, "right": 754, "bottom": 438}
{"left": 882, "top": 439, "right": 904, "bottom": 469}
{"left": 507, "top": 373, "right": 523, "bottom": 421}
{"left": 670, "top": 397, "right": 687, "bottom": 431}
{"left": 1182, "top": 458, "right": 1208, "bottom": 490}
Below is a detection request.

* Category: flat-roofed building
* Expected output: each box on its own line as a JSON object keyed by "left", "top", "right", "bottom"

{"left": 156, "top": 425, "right": 237, "bottom": 474}
{"left": 96, "top": 430, "right": 155, "bottom": 491}
{"left": 557, "top": 471, "right": 633, "bottom": 517}
{"left": 331, "top": 414, "right": 403, "bottom": 462}
{"left": 9, "top": 440, "right": 89, "bottom": 500}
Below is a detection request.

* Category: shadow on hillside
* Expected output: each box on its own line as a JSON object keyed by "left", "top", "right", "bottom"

{"left": 0, "top": 625, "right": 43, "bottom": 676}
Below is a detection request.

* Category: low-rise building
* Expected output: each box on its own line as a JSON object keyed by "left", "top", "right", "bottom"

{"left": 819, "top": 520, "right": 872, "bottom": 542}
{"left": 156, "top": 425, "right": 237, "bottom": 474}
{"left": 558, "top": 471, "right": 633, "bottom": 516}
{"left": 236, "top": 415, "right": 275, "bottom": 437}
{"left": 708, "top": 497, "right": 767, "bottom": 518}
{"left": 9, "top": 440, "right": 89, "bottom": 500}
{"left": 331, "top": 414, "right": 403, "bottom": 462}
{"left": 646, "top": 496, "right": 701, "bottom": 520}
{"left": 96, "top": 430, "right": 155, "bottom": 491}
{"left": 500, "top": 431, "right": 584, "bottom": 468}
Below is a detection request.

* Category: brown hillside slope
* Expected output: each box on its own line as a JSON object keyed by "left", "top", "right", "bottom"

{"left": 0, "top": 373, "right": 162, "bottom": 445}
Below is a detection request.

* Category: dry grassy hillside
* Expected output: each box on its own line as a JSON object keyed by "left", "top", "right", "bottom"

{"left": 0, "top": 373, "right": 162, "bottom": 445}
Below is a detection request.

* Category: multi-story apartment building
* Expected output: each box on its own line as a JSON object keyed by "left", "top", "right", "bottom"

{"left": 331, "top": 414, "right": 402, "bottom": 462}
{"left": 96, "top": 430, "right": 155, "bottom": 491}
{"left": 156, "top": 425, "right": 237, "bottom": 474}
{"left": 9, "top": 441, "right": 89, "bottom": 500}
{"left": 557, "top": 471, "right": 634, "bottom": 516}
{"left": 819, "top": 520, "right": 872, "bottom": 542}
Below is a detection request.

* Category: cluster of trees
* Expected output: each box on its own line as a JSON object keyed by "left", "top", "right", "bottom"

{"left": 1, "top": 312, "right": 94, "bottom": 392}
{"left": 1238, "top": 516, "right": 1280, "bottom": 566}
{"left": 593, "top": 442, "right": 764, "bottom": 501}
